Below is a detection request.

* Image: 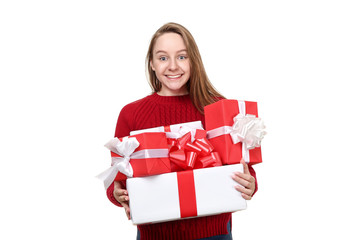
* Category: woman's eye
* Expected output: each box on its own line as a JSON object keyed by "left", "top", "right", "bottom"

{"left": 178, "top": 56, "right": 187, "bottom": 60}
{"left": 160, "top": 56, "right": 167, "bottom": 61}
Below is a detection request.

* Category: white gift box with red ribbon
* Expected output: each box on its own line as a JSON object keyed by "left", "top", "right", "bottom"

{"left": 130, "top": 120, "right": 204, "bottom": 140}
{"left": 127, "top": 164, "right": 247, "bottom": 225}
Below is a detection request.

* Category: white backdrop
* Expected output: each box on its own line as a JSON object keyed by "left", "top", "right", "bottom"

{"left": 1, "top": 0, "right": 359, "bottom": 239}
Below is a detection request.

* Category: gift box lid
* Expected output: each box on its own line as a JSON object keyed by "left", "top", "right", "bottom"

{"left": 130, "top": 121, "right": 204, "bottom": 136}
{"left": 204, "top": 99, "right": 258, "bottom": 129}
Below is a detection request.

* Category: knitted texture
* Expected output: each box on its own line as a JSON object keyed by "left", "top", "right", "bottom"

{"left": 106, "top": 92, "right": 257, "bottom": 240}
{"left": 114, "top": 93, "right": 205, "bottom": 138}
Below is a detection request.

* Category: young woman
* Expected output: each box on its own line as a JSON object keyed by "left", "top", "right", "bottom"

{"left": 106, "top": 22, "right": 257, "bottom": 240}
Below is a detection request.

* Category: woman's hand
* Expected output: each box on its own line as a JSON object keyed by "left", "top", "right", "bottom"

{"left": 232, "top": 159, "right": 256, "bottom": 200}
{"left": 113, "top": 181, "right": 131, "bottom": 220}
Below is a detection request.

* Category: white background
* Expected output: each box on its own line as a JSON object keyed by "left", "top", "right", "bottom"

{"left": 1, "top": 0, "right": 359, "bottom": 239}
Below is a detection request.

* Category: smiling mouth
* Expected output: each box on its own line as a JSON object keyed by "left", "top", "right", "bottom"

{"left": 166, "top": 74, "right": 182, "bottom": 79}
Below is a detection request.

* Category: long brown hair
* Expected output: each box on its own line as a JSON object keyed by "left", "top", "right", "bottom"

{"left": 146, "top": 22, "right": 224, "bottom": 113}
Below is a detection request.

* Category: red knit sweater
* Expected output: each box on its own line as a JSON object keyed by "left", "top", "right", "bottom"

{"left": 107, "top": 92, "right": 257, "bottom": 240}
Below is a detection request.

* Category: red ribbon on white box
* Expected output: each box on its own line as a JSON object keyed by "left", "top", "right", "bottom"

{"left": 97, "top": 137, "right": 169, "bottom": 189}
{"left": 177, "top": 170, "right": 197, "bottom": 218}
{"left": 206, "top": 100, "right": 266, "bottom": 163}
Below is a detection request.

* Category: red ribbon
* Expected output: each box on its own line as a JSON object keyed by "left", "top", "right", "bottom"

{"left": 164, "top": 125, "right": 171, "bottom": 132}
{"left": 165, "top": 129, "right": 223, "bottom": 219}
{"left": 168, "top": 132, "right": 222, "bottom": 172}
{"left": 177, "top": 170, "right": 197, "bottom": 218}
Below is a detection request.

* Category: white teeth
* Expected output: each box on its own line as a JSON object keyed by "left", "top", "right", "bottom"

{"left": 167, "top": 74, "right": 182, "bottom": 79}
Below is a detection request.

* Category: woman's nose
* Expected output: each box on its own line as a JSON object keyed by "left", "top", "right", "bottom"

{"left": 168, "top": 58, "right": 178, "bottom": 71}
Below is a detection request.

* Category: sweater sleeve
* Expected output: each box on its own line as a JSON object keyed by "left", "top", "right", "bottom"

{"left": 114, "top": 104, "right": 133, "bottom": 139}
{"left": 106, "top": 105, "right": 134, "bottom": 207}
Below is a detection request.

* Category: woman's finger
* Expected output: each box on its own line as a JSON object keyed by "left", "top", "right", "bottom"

{"left": 232, "top": 174, "right": 253, "bottom": 189}
{"left": 233, "top": 171, "right": 254, "bottom": 183}
{"left": 114, "top": 188, "right": 128, "bottom": 197}
{"left": 119, "top": 195, "right": 129, "bottom": 202}
{"left": 240, "top": 158, "right": 250, "bottom": 174}
{"left": 113, "top": 182, "right": 130, "bottom": 205}
{"left": 114, "top": 193, "right": 129, "bottom": 204}
{"left": 235, "top": 184, "right": 253, "bottom": 196}
{"left": 234, "top": 185, "right": 253, "bottom": 200}
{"left": 124, "top": 205, "right": 131, "bottom": 220}
{"left": 121, "top": 200, "right": 129, "bottom": 209}
{"left": 241, "top": 192, "right": 252, "bottom": 200}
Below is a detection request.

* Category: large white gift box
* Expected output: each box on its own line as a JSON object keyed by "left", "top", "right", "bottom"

{"left": 127, "top": 164, "right": 247, "bottom": 225}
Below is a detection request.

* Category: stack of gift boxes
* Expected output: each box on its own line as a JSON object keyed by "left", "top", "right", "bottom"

{"left": 98, "top": 99, "right": 266, "bottom": 224}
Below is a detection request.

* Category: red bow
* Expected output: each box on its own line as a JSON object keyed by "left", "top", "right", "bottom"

{"left": 168, "top": 132, "right": 222, "bottom": 171}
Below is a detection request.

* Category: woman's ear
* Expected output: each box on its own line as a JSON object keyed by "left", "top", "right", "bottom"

{"left": 150, "top": 60, "right": 155, "bottom": 71}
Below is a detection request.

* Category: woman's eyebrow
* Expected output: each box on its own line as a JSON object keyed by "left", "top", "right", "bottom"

{"left": 155, "top": 50, "right": 167, "bottom": 55}
{"left": 155, "top": 49, "right": 187, "bottom": 55}
{"left": 177, "top": 49, "right": 187, "bottom": 52}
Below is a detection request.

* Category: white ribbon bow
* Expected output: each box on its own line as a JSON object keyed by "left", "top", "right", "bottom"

{"left": 230, "top": 114, "right": 266, "bottom": 150}
{"left": 165, "top": 125, "right": 198, "bottom": 142}
{"left": 97, "top": 137, "right": 140, "bottom": 189}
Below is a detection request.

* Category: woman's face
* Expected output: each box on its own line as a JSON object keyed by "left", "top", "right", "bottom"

{"left": 151, "top": 33, "right": 190, "bottom": 96}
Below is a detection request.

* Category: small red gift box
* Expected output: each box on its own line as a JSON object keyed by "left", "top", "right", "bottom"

{"left": 129, "top": 121, "right": 220, "bottom": 172}
{"left": 116, "top": 132, "right": 170, "bottom": 179}
{"left": 98, "top": 132, "right": 171, "bottom": 189}
{"left": 205, "top": 99, "right": 263, "bottom": 165}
